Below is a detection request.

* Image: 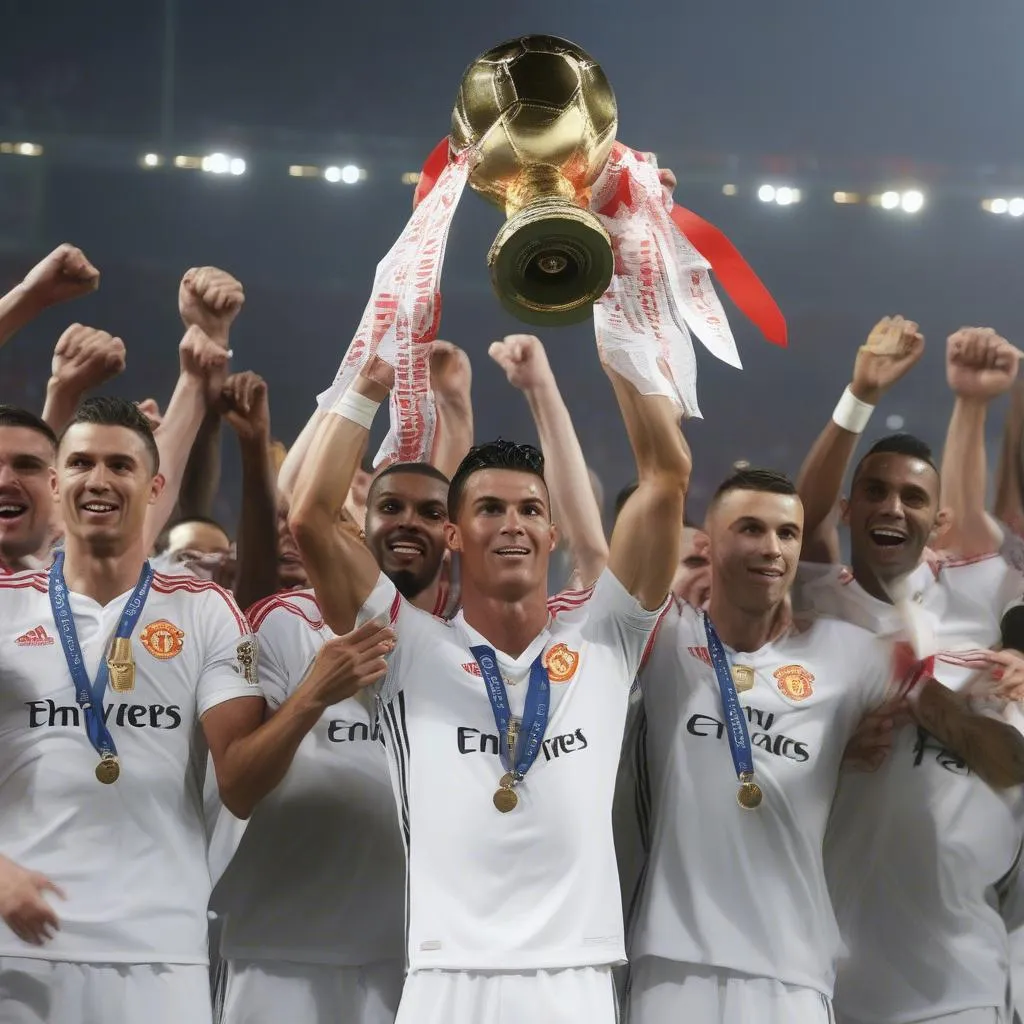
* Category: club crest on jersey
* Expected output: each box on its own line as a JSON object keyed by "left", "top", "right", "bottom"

{"left": 774, "top": 664, "right": 815, "bottom": 702}
{"left": 140, "top": 620, "right": 185, "bottom": 660}
{"left": 235, "top": 639, "right": 258, "bottom": 685}
{"left": 543, "top": 643, "right": 579, "bottom": 683}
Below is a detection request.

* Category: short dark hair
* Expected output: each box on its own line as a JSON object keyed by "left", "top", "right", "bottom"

{"left": 0, "top": 405, "right": 57, "bottom": 448}
{"left": 447, "top": 439, "right": 545, "bottom": 520}
{"left": 59, "top": 396, "right": 160, "bottom": 474}
{"left": 853, "top": 433, "right": 937, "bottom": 483}
{"left": 709, "top": 466, "right": 797, "bottom": 507}
{"left": 613, "top": 482, "right": 638, "bottom": 524}
{"left": 156, "top": 515, "right": 230, "bottom": 554}
{"left": 369, "top": 462, "right": 450, "bottom": 505}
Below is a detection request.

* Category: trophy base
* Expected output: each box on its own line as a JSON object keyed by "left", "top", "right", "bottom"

{"left": 488, "top": 198, "right": 613, "bottom": 327}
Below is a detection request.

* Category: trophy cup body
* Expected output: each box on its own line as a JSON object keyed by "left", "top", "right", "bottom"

{"left": 451, "top": 36, "right": 618, "bottom": 326}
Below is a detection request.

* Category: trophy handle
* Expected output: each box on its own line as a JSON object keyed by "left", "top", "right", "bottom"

{"left": 489, "top": 165, "right": 614, "bottom": 327}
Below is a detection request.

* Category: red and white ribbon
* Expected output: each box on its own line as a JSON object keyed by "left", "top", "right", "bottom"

{"left": 318, "top": 149, "right": 471, "bottom": 465}
{"left": 591, "top": 146, "right": 741, "bottom": 418}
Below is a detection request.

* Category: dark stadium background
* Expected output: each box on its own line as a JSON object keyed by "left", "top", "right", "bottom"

{"left": 2, "top": 0, "right": 1021, "bottom": 527}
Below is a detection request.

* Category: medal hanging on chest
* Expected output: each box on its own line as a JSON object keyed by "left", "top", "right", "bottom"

{"left": 469, "top": 645, "right": 551, "bottom": 813}
{"left": 48, "top": 552, "right": 154, "bottom": 784}
{"left": 704, "top": 613, "right": 763, "bottom": 811}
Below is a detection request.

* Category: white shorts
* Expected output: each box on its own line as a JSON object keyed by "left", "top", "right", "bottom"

{"left": 396, "top": 965, "right": 617, "bottom": 1024}
{"left": 837, "top": 1011, "right": 1002, "bottom": 1024}
{"left": 627, "top": 957, "right": 834, "bottom": 1024}
{"left": 222, "top": 959, "right": 403, "bottom": 1024}
{"left": 0, "top": 957, "right": 211, "bottom": 1024}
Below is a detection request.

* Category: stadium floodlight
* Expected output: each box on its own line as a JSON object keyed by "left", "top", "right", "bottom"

{"left": 340, "top": 164, "right": 361, "bottom": 184}
{"left": 879, "top": 191, "right": 900, "bottom": 210}
{"left": 324, "top": 166, "right": 342, "bottom": 183}
{"left": 774, "top": 186, "right": 801, "bottom": 206}
{"left": 757, "top": 184, "right": 776, "bottom": 203}
{"left": 900, "top": 190, "right": 925, "bottom": 213}
{"left": 1009, "top": 198, "right": 1024, "bottom": 218}
{"left": 722, "top": 183, "right": 737, "bottom": 196}
{"left": 229, "top": 158, "right": 246, "bottom": 176}
{"left": 141, "top": 153, "right": 162, "bottom": 168}
{"left": 988, "top": 198, "right": 1009, "bottom": 214}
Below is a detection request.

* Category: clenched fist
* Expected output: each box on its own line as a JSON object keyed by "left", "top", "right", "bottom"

{"left": 21, "top": 244, "right": 99, "bottom": 309}
{"left": 178, "top": 266, "right": 244, "bottom": 345}
{"left": 429, "top": 340, "right": 472, "bottom": 403}
{"left": 488, "top": 334, "right": 555, "bottom": 394}
{"left": 179, "top": 325, "right": 231, "bottom": 380}
{"left": 219, "top": 371, "right": 270, "bottom": 445}
{"left": 946, "top": 326, "right": 1020, "bottom": 402}
{"left": 50, "top": 324, "right": 126, "bottom": 394}
{"left": 851, "top": 316, "right": 925, "bottom": 404}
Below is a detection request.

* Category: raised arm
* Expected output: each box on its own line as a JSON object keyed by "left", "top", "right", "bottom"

{"left": 796, "top": 316, "right": 924, "bottom": 562}
{"left": 993, "top": 380, "right": 1024, "bottom": 536}
{"left": 0, "top": 244, "right": 99, "bottom": 349}
{"left": 940, "top": 327, "right": 1020, "bottom": 558}
{"left": 143, "top": 327, "right": 229, "bottom": 551}
{"left": 428, "top": 341, "right": 474, "bottom": 479}
{"left": 42, "top": 324, "right": 127, "bottom": 433}
{"left": 219, "top": 371, "right": 280, "bottom": 610}
{"left": 604, "top": 367, "right": 691, "bottom": 611}
{"left": 289, "top": 362, "right": 392, "bottom": 634}
{"left": 491, "top": 334, "right": 609, "bottom": 587}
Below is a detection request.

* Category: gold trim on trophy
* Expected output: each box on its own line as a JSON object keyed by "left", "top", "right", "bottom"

{"left": 451, "top": 36, "right": 619, "bottom": 326}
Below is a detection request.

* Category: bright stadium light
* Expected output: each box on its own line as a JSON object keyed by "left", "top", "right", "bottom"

{"left": 757, "top": 184, "right": 776, "bottom": 203}
{"left": 721, "top": 183, "right": 737, "bottom": 196}
{"left": 879, "top": 191, "right": 900, "bottom": 210}
{"left": 141, "top": 153, "right": 162, "bottom": 168}
{"left": 324, "top": 165, "right": 342, "bottom": 183}
{"left": 989, "top": 198, "right": 1010, "bottom": 214}
{"left": 229, "top": 157, "right": 246, "bottom": 176}
{"left": 900, "top": 190, "right": 925, "bottom": 213}
{"left": 775, "top": 186, "right": 801, "bottom": 206}
{"left": 1010, "top": 198, "right": 1024, "bottom": 218}
{"left": 833, "top": 191, "right": 861, "bottom": 204}
{"left": 340, "top": 164, "right": 361, "bottom": 184}
{"left": 201, "top": 153, "right": 230, "bottom": 174}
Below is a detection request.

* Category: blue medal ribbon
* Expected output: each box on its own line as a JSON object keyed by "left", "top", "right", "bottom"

{"left": 470, "top": 645, "right": 550, "bottom": 783}
{"left": 48, "top": 551, "right": 155, "bottom": 771}
{"left": 703, "top": 612, "right": 761, "bottom": 807}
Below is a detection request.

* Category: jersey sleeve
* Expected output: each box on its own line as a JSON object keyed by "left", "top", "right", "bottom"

{"left": 252, "top": 606, "right": 302, "bottom": 710}
{"left": 197, "top": 587, "right": 265, "bottom": 717}
{"left": 355, "top": 571, "right": 437, "bottom": 704}
{"left": 579, "top": 568, "right": 670, "bottom": 681}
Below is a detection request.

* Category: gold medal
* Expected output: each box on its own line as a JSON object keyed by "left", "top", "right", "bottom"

{"left": 731, "top": 665, "right": 755, "bottom": 693}
{"left": 107, "top": 637, "right": 135, "bottom": 693}
{"left": 95, "top": 756, "right": 120, "bottom": 785}
{"left": 737, "top": 773, "right": 762, "bottom": 811}
{"left": 493, "top": 785, "right": 519, "bottom": 813}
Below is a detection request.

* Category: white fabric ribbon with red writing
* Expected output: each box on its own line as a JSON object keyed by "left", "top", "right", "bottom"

{"left": 590, "top": 147, "right": 742, "bottom": 419}
{"left": 317, "top": 151, "right": 472, "bottom": 465}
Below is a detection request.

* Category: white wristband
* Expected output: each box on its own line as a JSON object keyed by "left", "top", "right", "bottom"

{"left": 831, "top": 386, "right": 875, "bottom": 434}
{"left": 326, "top": 390, "right": 381, "bottom": 430}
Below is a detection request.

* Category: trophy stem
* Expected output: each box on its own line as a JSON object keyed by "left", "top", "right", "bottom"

{"left": 504, "top": 165, "right": 579, "bottom": 218}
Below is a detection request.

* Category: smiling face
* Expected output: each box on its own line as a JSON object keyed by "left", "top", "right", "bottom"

{"left": 706, "top": 488, "right": 803, "bottom": 614}
{"left": 0, "top": 426, "right": 57, "bottom": 565}
{"left": 55, "top": 423, "right": 163, "bottom": 554}
{"left": 365, "top": 471, "right": 449, "bottom": 600}
{"left": 844, "top": 452, "right": 941, "bottom": 586}
{"left": 446, "top": 468, "right": 557, "bottom": 603}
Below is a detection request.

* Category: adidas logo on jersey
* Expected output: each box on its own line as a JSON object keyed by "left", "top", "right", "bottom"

{"left": 15, "top": 626, "right": 54, "bottom": 647}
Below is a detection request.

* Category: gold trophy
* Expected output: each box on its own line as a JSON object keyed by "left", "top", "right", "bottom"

{"left": 451, "top": 36, "right": 618, "bottom": 326}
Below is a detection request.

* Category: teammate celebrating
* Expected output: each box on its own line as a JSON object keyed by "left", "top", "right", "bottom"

{"left": 215, "top": 461, "right": 451, "bottom": 1024}
{"left": 796, "top": 319, "right": 1024, "bottom": 1024}
{"left": 0, "top": 397, "right": 390, "bottom": 1023}
{"left": 626, "top": 467, "right": 897, "bottom": 1024}
{"left": 289, "top": 351, "right": 687, "bottom": 1023}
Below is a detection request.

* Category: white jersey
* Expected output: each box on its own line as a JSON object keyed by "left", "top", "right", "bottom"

{"left": 796, "top": 555, "right": 1024, "bottom": 1021}
{"left": 0, "top": 568, "right": 258, "bottom": 963}
{"left": 214, "top": 588, "right": 405, "bottom": 967}
{"left": 357, "top": 568, "right": 662, "bottom": 973}
{"left": 628, "top": 600, "right": 892, "bottom": 995}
